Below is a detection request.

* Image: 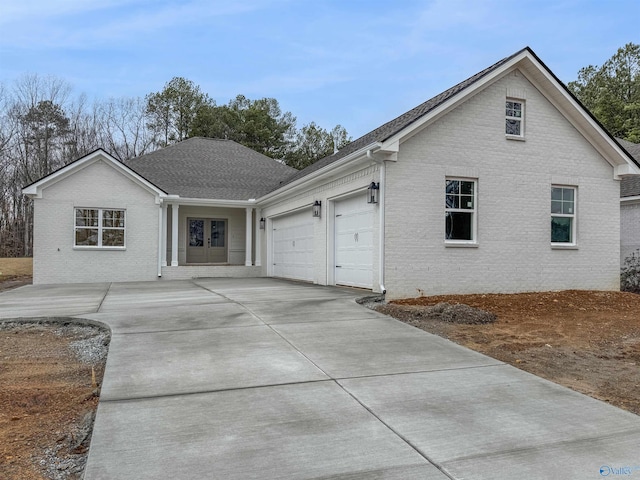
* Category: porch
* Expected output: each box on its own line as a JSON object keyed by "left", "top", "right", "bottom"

{"left": 160, "top": 200, "right": 264, "bottom": 277}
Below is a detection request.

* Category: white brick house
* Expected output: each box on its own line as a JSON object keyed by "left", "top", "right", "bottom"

{"left": 23, "top": 47, "right": 640, "bottom": 299}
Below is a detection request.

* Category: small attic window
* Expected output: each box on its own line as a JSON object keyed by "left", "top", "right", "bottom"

{"left": 506, "top": 99, "right": 524, "bottom": 138}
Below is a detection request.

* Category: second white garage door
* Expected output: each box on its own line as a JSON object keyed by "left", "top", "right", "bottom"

{"left": 272, "top": 209, "right": 314, "bottom": 282}
{"left": 334, "top": 194, "right": 374, "bottom": 289}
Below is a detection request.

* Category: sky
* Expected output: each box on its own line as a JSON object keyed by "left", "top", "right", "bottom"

{"left": 0, "top": 0, "right": 639, "bottom": 139}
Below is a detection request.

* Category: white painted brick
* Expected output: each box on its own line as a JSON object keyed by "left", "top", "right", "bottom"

{"left": 32, "top": 159, "right": 160, "bottom": 284}
{"left": 383, "top": 71, "right": 620, "bottom": 299}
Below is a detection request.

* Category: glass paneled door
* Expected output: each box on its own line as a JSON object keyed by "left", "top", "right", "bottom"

{"left": 186, "top": 218, "right": 228, "bottom": 263}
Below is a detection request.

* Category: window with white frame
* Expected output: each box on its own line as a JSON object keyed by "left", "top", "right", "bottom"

{"left": 506, "top": 99, "right": 524, "bottom": 137}
{"left": 551, "top": 186, "right": 576, "bottom": 244}
{"left": 75, "top": 208, "right": 125, "bottom": 247}
{"left": 445, "top": 179, "right": 477, "bottom": 242}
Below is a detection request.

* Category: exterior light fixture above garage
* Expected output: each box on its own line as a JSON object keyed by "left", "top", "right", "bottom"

{"left": 367, "top": 182, "right": 380, "bottom": 204}
{"left": 312, "top": 200, "right": 322, "bottom": 218}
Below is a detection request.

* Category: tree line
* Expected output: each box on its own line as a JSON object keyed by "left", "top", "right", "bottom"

{"left": 0, "top": 75, "right": 350, "bottom": 256}
{"left": 568, "top": 43, "right": 640, "bottom": 142}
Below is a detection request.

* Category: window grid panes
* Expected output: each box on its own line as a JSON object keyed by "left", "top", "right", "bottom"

{"left": 506, "top": 100, "right": 523, "bottom": 136}
{"left": 75, "top": 208, "right": 125, "bottom": 247}
{"left": 445, "top": 179, "right": 476, "bottom": 242}
{"left": 189, "top": 220, "right": 204, "bottom": 247}
{"left": 551, "top": 187, "right": 575, "bottom": 244}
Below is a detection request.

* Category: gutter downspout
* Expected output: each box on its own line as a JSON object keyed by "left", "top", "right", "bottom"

{"left": 367, "top": 150, "right": 386, "bottom": 295}
{"left": 157, "top": 199, "right": 163, "bottom": 277}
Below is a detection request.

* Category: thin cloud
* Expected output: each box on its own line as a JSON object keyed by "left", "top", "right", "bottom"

{"left": 0, "top": 0, "right": 133, "bottom": 24}
{"left": 0, "top": 0, "right": 286, "bottom": 49}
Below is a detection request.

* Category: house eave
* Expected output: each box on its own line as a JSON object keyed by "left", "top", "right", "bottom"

{"left": 621, "top": 195, "right": 640, "bottom": 204}
{"left": 22, "top": 149, "right": 168, "bottom": 199}
{"left": 257, "top": 142, "right": 382, "bottom": 205}
{"left": 166, "top": 196, "right": 257, "bottom": 207}
{"left": 614, "top": 164, "right": 640, "bottom": 179}
{"left": 519, "top": 57, "right": 640, "bottom": 177}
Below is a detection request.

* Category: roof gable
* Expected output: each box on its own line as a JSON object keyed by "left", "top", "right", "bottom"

{"left": 275, "top": 47, "right": 640, "bottom": 192}
{"left": 22, "top": 149, "right": 167, "bottom": 199}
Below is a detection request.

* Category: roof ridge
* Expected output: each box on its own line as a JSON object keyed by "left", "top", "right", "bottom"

{"left": 189, "top": 136, "right": 231, "bottom": 142}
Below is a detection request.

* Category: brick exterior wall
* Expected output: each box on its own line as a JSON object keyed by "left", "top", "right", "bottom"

{"left": 32, "top": 159, "right": 160, "bottom": 284}
{"left": 383, "top": 70, "right": 620, "bottom": 299}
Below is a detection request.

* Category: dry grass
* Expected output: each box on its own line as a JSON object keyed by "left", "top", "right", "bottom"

{"left": 0, "top": 257, "right": 33, "bottom": 280}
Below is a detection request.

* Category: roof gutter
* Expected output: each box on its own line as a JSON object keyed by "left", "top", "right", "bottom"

{"left": 164, "top": 196, "right": 257, "bottom": 207}
{"left": 621, "top": 195, "right": 640, "bottom": 204}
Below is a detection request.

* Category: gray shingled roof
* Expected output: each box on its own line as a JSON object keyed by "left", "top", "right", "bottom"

{"left": 619, "top": 138, "right": 640, "bottom": 197}
{"left": 125, "top": 137, "right": 297, "bottom": 200}
{"left": 277, "top": 48, "right": 529, "bottom": 188}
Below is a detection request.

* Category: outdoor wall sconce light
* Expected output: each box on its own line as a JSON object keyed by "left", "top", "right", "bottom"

{"left": 367, "top": 182, "right": 380, "bottom": 204}
{"left": 259, "top": 217, "right": 265, "bottom": 230}
{"left": 312, "top": 200, "right": 322, "bottom": 218}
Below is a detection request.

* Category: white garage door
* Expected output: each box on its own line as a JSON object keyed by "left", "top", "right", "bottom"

{"left": 335, "top": 194, "right": 374, "bottom": 289}
{"left": 272, "top": 209, "right": 314, "bottom": 282}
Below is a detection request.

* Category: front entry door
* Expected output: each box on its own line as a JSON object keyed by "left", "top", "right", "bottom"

{"left": 186, "top": 218, "right": 228, "bottom": 264}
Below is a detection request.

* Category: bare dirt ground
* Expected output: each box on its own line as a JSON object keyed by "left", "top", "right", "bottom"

{"left": 377, "top": 290, "right": 640, "bottom": 416}
{"left": 0, "top": 321, "right": 109, "bottom": 480}
{"left": 1, "top": 258, "right": 108, "bottom": 479}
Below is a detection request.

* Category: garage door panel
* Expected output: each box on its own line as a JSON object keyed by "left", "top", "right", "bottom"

{"left": 335, "top": 195, "right": 374, "bottom": 289}
{"left": 272, "top": 210, "right": 314, "bottom": 282}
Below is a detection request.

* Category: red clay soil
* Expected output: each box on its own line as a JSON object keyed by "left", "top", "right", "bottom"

{"left": 0, "top": 322, "right": 106, "bottom": 480}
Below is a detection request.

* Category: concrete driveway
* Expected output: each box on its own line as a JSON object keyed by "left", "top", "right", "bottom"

{"left": 2, "top": 278, "right": 640, "bottom": 479}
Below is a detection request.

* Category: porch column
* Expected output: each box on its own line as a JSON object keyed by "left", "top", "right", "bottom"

{"left": 161, "top": 202, "right": 168, "bottom": 267}
{"left": 245, "top": 207, "right": 253, "bottom": 266}
{"left": 171, "top": 204, "right": 179, "bottom": 266}
{"left": 254, "top": 210, "right": 262, "bottom": 267}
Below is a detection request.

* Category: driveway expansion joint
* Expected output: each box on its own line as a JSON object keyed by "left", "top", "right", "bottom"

{"left": 336, "top": 378, "right": 458, "bottom": 480}
{"left": 95, "top": 282, "right": 112, "bottom": 313}
{"left": 99, "top": 378, "right": 336, "bottom": 404}
{"left": 332, "top": 362, "right": 506, "bottom": 382}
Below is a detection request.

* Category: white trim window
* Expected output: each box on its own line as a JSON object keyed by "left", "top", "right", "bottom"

{"left": 75, "top": 208, "right": 126, "bottom": 248}
{"left": 551, "top": 186, "right": 576, "bottom": 244}
{"left": 445, "top": 178, "right": 477, "bottom": 243}
{"left": 506, "top": 99, "right": 524, "bottom": 137}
